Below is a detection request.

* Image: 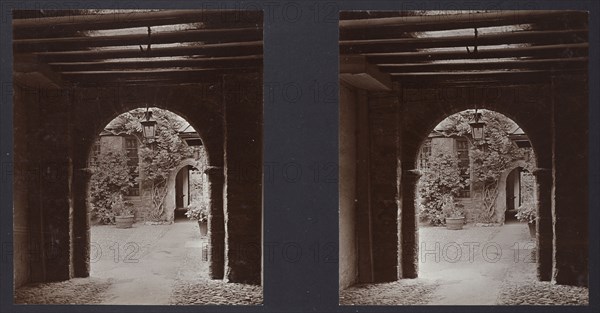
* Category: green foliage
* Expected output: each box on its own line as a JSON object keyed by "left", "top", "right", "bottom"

{"left": 88, "top": 150, "right": 133, "bottom": 224}
{"left": 441, "top": 195, "right": 465, "bottom": 218}
{"left": 185, "top": 199, "right": 209, "bottom": 223}
{"left": 189, "top": 169, "right": 205, "bottom": 203}
{"left": 418, "top": 153, "right": 469, "bottom": 225}
{"left": 111, "top": 194, "right": 135, "bottom": 216}
{"left": 431, "top": 110, "right": 536, "bottom": 220}
{"left": 520, "top": 170, "right": 536, "bottom": 203}
{"left": 186, "top": 167, "right": 209, "bottom": 223}
{"left": 515, "top": 200, "right": 537, "bottom": 223}
{"left": 110, "top": 108, "right": 196, "bottom": 220}
{"left": 89, "top": 108, "right": 199, "bottom": 222}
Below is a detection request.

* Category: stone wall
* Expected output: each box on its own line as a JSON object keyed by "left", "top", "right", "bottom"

{"left": 13, "top": 85, "right": 31, "bottom": 288}
{"left": 222, "top": 73, "right": 263, "bottom": 285}
{"left": 339, "top": 83, "right": 358, "bottom": 289}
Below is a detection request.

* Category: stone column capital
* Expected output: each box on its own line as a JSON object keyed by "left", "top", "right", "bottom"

{"left": 532, "top": 167, "right": 552, "bottom": 179}
{"left": 204, "top": 166, "right": 224, "bottom": 176}
{"left": 402, "top": 169, "right": 422, "bottom": 179}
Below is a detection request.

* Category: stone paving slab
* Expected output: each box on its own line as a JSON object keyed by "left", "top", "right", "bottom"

{"left": 340, "top": 223, "right": 589, "bottom": 305}
{"left": 170, "top": 235, "right": 263, "bottom": 305}
{"left": 14, "top": 221, "right": 262, "bottom": 305}
{"left": 497, "top": 281, "right": 589, "bottom": 305}
{"left": 14, "top": 277, "right": 112, "bottom": 304}
{"left": 340, "top": 279, "right": 439, "bottom": 305}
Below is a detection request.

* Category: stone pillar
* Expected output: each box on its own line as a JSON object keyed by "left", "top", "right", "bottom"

{"left": 368, "top": 95, "right": 400, "bottom": 282}
{"left": 35, "top": 88, "right": 73, "bottom": 282}
{"left": 400, "top": 168, "right": 420, "bottom": 279}
{"left": 355, "top": 90, "right": 374, "bottom": 283}
{"left": 205, "top": 166, "right": 225, "bottom": 280}
{"left": 551, "top": 74, "right": 588, "bottom": 286}
{"left": 223, "top": 74, "right": 262, "bottom": 284}
{"left": 533, "top": 168, "right": 552, "bottom": 282}
{"left": 71, "top": 162, "right": 91, "bottom": 278}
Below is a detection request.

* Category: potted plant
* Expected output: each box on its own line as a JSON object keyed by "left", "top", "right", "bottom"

{"left": 515, "top": 200, "right": 537, "bottom": 238}
{"left": 113, "top": 194, "right": 135, "bottom": 229}
{"left": 185, "top": 199, "right": 209, "bottom": 236}
{"left": 442, "top": 195, "right": 465, "bottom": 230}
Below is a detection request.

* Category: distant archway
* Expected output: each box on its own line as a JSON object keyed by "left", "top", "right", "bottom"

{"left": 496, "top": 160, "right": 531, "bottom": 224}
{"left": 166, "top": 158, "right": 205, "bottom": 222}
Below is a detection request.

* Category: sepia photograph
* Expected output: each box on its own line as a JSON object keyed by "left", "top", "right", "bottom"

{"left": 12, "top": 9, "right": 263, "bottom": 305}
{"left": 338, "top": 10, "right": 589, "bottom": 305}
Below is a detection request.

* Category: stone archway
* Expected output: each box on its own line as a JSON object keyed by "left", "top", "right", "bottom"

{"left": 344, "top": 86, "right": 557, "bottom": 284}
{"left": 13, "top": 72, "right": 263, "bottom": 289}
{"left": 69, "top": 86, "right": 227, "bottom": 281}
{"left": 399, "top": 95, "right": 550, "bottom": 280}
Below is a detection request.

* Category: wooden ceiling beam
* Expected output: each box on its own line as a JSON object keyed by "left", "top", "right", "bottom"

{"left": 340, "top": 29, "right": 587, "bottom": 54}
{"left": 14, "top": 27, "right": 262, "bottom": 53}
{"left": 378, "top": 57, "right": 588, "bottom": 73}
{"left": 36, "top": 41, "right": 263, "bottom": 62}
{"left": 13, "top": 10, "right": 262, "bottom": 34}
{"left": 339, "top": 10, "right": 586, "bottom": 30}
{"left": 365, "top": 43, "right": 587, "bottom": 63}
{"left": 396, "top": 80, "right": 550, "bottom": 88}
{"left": 61, "top": 68, "right": 260, "bottom": 83}
{"left": 390, "top": 69, "right": 586, "bottom": 82}
{"left": 69, "top": 78, "right": 221, "bottom": 88}
{"left": 48, "top": 55, "right": 263, "bottom": 72}
{"left": 340, "top": 12, "right": 587, "bottom": 40}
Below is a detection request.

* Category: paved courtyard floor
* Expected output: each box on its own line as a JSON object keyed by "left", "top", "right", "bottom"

{"left": 340, "top": 222, "right": 588, "bottom": 305}
{"left": 15, "top": 220, "right": 262, "bottom": 305}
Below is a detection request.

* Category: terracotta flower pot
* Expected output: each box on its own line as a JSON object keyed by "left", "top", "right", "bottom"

{"left": 528, "top": 221, "right": 536, "bottom": 238}
{"left": 198, "top": 220, "right": 208, "bottom": 236}
{"left": 115, "top": 215, "right": 134, "bottom": 229}
{"left": 446, "top": 217, "right": 465, "bottom": 230}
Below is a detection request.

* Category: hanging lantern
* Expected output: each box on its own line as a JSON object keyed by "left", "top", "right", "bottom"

{"left": 141, "top": 107, "right": 157, "bottom": 140}
{"left": 469, "top": 110, "right": 485, "bottom": 141}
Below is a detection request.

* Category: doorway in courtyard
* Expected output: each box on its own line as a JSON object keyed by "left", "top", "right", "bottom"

{"left": 174, "top": 166, "right": 204, "bottom": 221}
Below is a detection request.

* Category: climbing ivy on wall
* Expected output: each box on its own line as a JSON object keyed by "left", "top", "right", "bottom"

{"left": 418, "top": 153, "right": 469, "bottom": 225}
{"left": 119, "top": 108, "right": 196, "bottom": 221}
{"left": 418, "top": 110, "right": 536, "bottom": 224}
{"left": 88, "top": 150, "right": 133, "bottom": 224}
{"left": 88, "top": 108, "right": 198, "bottom": 223}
